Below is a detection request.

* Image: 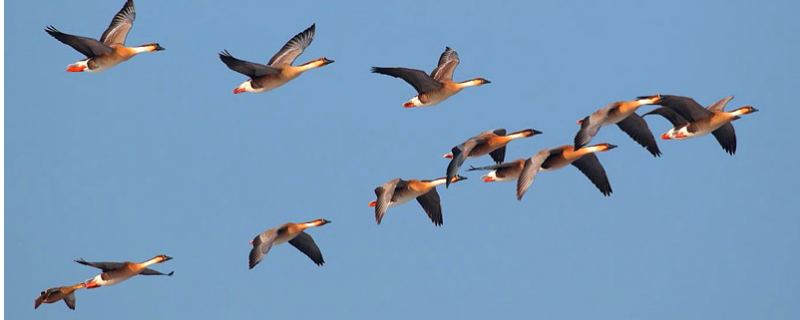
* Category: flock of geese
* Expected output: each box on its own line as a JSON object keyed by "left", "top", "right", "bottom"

{"left": 35, "top": 0, "right": 759, "bottom": 311}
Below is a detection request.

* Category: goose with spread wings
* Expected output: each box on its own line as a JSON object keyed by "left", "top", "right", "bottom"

{"left": 574, "top": 95, "right": 663, "bottom": 157}
{"left": 516, "top": 143, "right": 617, "bottom": 200}
{"left": 372, "top": 47, "right": 490, "bottom": 107}
{"left": 249, "top": 219, "right": 331, "bottom": 269}
{"left": 219, "top": 23, "right": 334, "bottom": 94}
{"left": 76, "top": 255, "right": 173, "bottom": 288}
{"left": 368, "top": 176, "right": 467, "bottom": 226}
{"left": 444, "top": 128, "right": 542, "bottom": 187}
{"left": 643, "top": 95, "right": 758, "bottom": 155}
{"left": 35, "top": 283, "right": 85, "bottom": 310}
{"left": 45, "top": 0, "right": 164, "bottom": 73}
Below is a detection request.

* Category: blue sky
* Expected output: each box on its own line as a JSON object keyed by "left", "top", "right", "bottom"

{"left": 6, "top": 0, "right": 799, "bottom": 319}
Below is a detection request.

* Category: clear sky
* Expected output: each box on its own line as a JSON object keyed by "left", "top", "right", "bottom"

{"left": 6, "top": 0, "right": 799, "bottom": 319}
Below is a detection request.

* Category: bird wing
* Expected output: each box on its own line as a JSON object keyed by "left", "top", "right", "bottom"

{"left": 219, "top": 50, "right": 281, "bottom": 78}
{"left": 63, "top": 291, "right": 77, "bottom": 310}
{"left": 288, "top": 231, "right": 325, "bottom": 266}
{"left": 45, "top": 26, "right": 113, "bottom": 58}
{"left": 446, "top": 139, "right": 483, "bottom": 187}
{"left": 711, "top": 123, "right": 737, "bottom": 155}
{"left": 374, "top": 178, "right": 401, "bottom": 225}
{"left": 139, "top": 268, "right": 174, "bottom": 276}
{"left": 249, "top": 228, "right": 278, "bottom": 269}
{"left": 616, "top": 113, "right": 661, "bottom": 157}
{"left": 574, "top": 103, "right": 620, "bottom": 149}
{"left": 268, "top": 24, "right": 316, "bottom": 66}
{"left": 516, "top": 149, "right": 551, "bottom": 200}
{"left": 371, "top": 67, "right": 443, "bottom": 94}
{"left": 74, "top": 258, "right": 124, "bottom": 272}
{"left": 570, "top": 153, "right": 613, "bottom": 196}
{"left": 415, "top": 188, "right": 443, "bottom": 226}
{"left": 643, "top": 106, "right": 689, "bottom": 127}
{"left": 99, "top": 0, "right": 136, "bottom": 47}
{"left": 656, "top": 95, "right": 711, "bottom": 122}
{"left": 430, "top": 47, "right": 460, "bottom": 82}
{"left": 706, "top": 95, "right": 735, "bottom": 112}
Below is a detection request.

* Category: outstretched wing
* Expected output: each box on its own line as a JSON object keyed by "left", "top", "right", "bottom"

{"left": 100, "top": 0, "right": 136, "bottom": 47}
{"left": 74, "top": 258, "right": 124, "bottom": 272}
{"left": 374, "top": 178, "right": 401, "bottom": 225}
{"left": 446, "top": 139, "right": 483, "bottom": 187}
{"left": 654, "top": 95, "right": 710, "bottom": 122}
{"left": 139, "top": 268, "right": 174, "bottom": 276}
{"left": 63, "top": 292, "right": 77, "bottom": 310}
{"left": 616, "top": 113, "right": 661, "bottom": 157}
{"left": 643, "top": 106, "right": 689, "bottom": 127}
{"left": 574, "top": 103, "right": 620, "bottom": 150}
{"left": 706, "top": 95, "right": 735, "bottom": 112}
{"left": 45, "top": 26, "right": 113, "bottom": 58}
{"left": 711, "top": 123, "right": 737, "bottom": 155}
{"left": 516, "top": 149, "right": 551, "bottom": 200}
{"left": 571, "top": 153, "right": 613, "bottom": 196}
{"left": 415, "top": 188, "right": 443, "bottom": 226}
{"left": 249, "top": 228, "right": 279, "bottom": 269}
{"left": 219, "top": 50, "right": 280, "bottom": 78}
{"left": 289, "top": 232, "right": 325, "bottom": 266}
{"left": 372, "top": 67, "right": 443, "bottom": 94}
{"left": 430, "top": 47, "right": 460, "bottom": 82}
{"left": 268, "top": 23, "right": 316, "bottom": 66}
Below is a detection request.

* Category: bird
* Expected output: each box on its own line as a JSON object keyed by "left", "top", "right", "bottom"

{"left": 642, "top": 95, "right": 759, "bottom": 155}
{"left": 467, "top": 159, "right": 527, "bottom": 182}
{"left": 574, "top": 95, "right": 663, "bottom": 156}
{"left": 249, "top": 219, "right": 331, "bottom": 269}
{"left": 516, "top": 143, "right": 617, "bottom": 200}
{"left": 76, "top": 255, "right": 174, "bottom": 288}
{"left": 368, "top": 175, "right": 468, "bottom": 226}
{"left": 34, "top": 283, "right": 85, "bottom": 310}
{"left": 44, "top": 0, "right": 165, "bottom": 73}
{"left": 219, "top": 23, "right": 333, "bottom": 94}
{"left": 371, "top": 47, "right": 491, "bottom": 107}
{"left": 444, "top": 128, "right": 542, "bottom": 187}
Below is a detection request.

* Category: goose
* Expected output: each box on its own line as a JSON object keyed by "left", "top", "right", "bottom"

{"left": 249, "top": 219, "right": 331, "bottom": 269}
{"left": 643, "top": 95, "right": 758, "bottom": 155}
{"left": 45, "top": 0, "right": 164, "bottom": 73}
{"left": 219, "top": 23, "right": 333, "bottom": 94}
{"left": 372, "top": 47, "right": 490, "bottom": 107}
{"left": 368, "top": 175, "right": 467, "bottom": 226}
{"left": 516, "top": 143, "right": 617, "bottom": 200}
{"left": 76, "top": 255, "right": 173, "bottom": 288}
{"left": 35, "top": 283, "right": 85, "bottom": 310}
{"left": 444, "top": 128, "right": 542, "bottom": 187}
{"left": 574, "top": 95, "right": 662, "bottom": 156}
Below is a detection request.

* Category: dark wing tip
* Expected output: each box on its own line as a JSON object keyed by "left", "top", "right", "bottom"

{"left": 44, "top": 25, "right": 61, "bottom": 36}
{"left": 649, "top": 146, "right": 662, "bottom": 157}
{"left": 166, "top": 271, "right": 175, "bottom": 276}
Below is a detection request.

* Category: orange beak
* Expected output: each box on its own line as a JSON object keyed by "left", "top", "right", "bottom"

{"left": 577, "top": 120, "right": 583, "bottom": 125}
{"left": 367, "top": 201, "right": 376, "bottom": 207}
{"left": 85, "top": 281, "right": 100, "bottom": 289}
{"left": 403, "top": 102, "right": 415, "bottom": 108}
{"left": 443, "top": 154, "right": 453, "bottom": 159}
{"left": 661, "top": 133, "right": 671, "bottom": 140}
{"left": 483, "top": 176, "right": 495, "bottom": 182}
{"left": 233, "top": 88, "right": 246, "bottom": 94}
{"left": 249, "top": 240, "right": 253, "bottom": 245}
{"left": 66, "top": 65, "right": 86, "bottom": 72}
